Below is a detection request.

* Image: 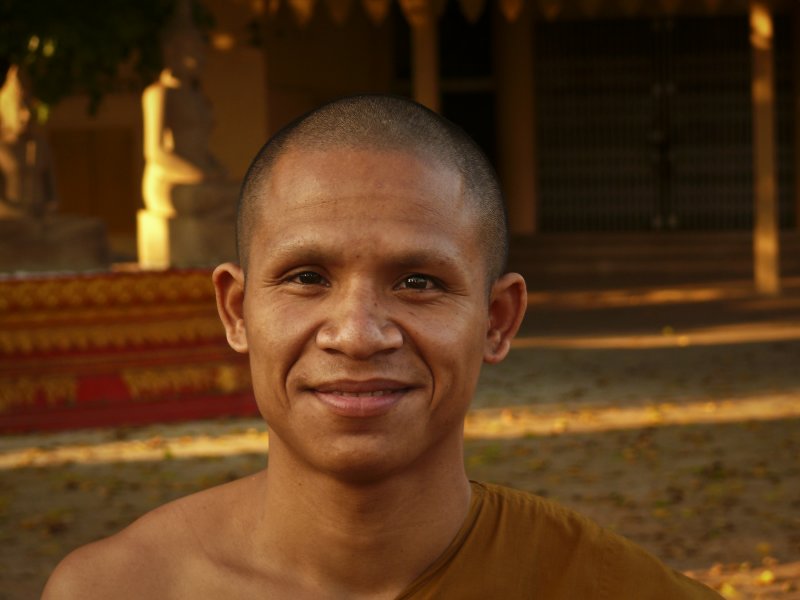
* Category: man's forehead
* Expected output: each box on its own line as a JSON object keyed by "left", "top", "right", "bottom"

{"left": 243, "top": 144, "right": 485, "bottom": 267}
{"left": 263, "top": 144, "right": 467, "bottom": 215}
{"left": 272, "top": 143, "right": 456, "bottom": 179}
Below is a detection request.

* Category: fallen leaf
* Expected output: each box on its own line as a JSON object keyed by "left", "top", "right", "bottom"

{"left": 718, "top": 581, "right": 739, "bottom": 599}
{"left": 756, "top": 569, "right": 775, "bottom": 586}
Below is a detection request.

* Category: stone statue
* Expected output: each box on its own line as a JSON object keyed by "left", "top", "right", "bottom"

{"left": 0, "top": 65, "right": 59, "bottom": 220}
{"left": 0, "top": 65, "right": 108, "bottom": 273}
{"left": 138, "top": 0, "right": 237, "bottom": 269}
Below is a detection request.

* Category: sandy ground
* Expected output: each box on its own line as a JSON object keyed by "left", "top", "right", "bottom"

{"left": 1, "top": 279, "right": 799, "bottom": 599}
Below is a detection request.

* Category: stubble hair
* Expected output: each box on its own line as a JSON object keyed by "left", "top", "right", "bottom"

{"left": 236, "top": 94, "right": 508, "bottom": 286}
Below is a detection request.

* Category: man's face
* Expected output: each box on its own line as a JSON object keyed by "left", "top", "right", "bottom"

{"left": 228, "top": 147, "right": 499, "bottom": 481}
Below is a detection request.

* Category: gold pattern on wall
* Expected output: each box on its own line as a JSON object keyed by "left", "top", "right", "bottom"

{"left": 216, "top": 364, "right": 253, "bottom": 394}
{"left": 0, "top": 316, "right": 225, "bottom": 356}
{"left": 0, "top": 375, "right": 78, "bottom": 413}
{"left": 4, "top": 301, "right": 210, "bottom": 327}
{"left": 0, "top": 271, "right": 214, "bottom": 314}
{"left": 0, "top": 271, "right": 223, "bottom": 355}
{"left": 0, "top": 270, "right": 253, "bottom": 427}
{"left": 122, "top": 363, "right": 251, "bottom": 399}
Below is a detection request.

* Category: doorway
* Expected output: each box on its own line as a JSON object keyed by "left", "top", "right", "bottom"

{"left": 535, "top": 14, "right": 795, "bottom": 231}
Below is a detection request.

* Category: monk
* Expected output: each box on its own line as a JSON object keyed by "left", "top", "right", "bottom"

{"left": 43, "top": 95, "right": 721, "bottom": 599}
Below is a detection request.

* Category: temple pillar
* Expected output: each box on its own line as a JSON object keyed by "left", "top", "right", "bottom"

{"left": 794, "top": 3, "right": 800, "bottom": 230}
{"left": 494, "top": 2, "right": 537, "bottom": 234}
{"left": 750, "top": 0, "right": 780, "bottom": 295}
{"left": 411, "top": 22, "right": 440, "bottom": 112}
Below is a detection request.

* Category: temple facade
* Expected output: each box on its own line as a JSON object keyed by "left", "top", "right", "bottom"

{"left": 4, "top": 0, "right": 799, "bottom": 431}
{"left": 43, "top": 0, "right": 799, "bottom": 290}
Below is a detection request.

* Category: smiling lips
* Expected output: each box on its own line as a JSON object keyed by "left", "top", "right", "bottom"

{"left": 312, "top": 381, "right": 411, "bottom": 417}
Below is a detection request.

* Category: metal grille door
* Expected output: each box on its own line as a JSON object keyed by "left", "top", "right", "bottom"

{"left": 671, "top": 16, "right": 753, "bottom": 229}
{"left": 536, "top": 20, "right": 657, "bottom": 231}
{"left": 535, "top": 15, "right": 795, "bottom": 231}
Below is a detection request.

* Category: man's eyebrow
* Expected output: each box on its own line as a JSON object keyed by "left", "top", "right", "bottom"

{"left": 266, "top": 242, "right": 329, "bottom": 267}
{"left": 263, "top": 241, "right": 465, "bottom": 272}
{"left": 387, "top": 250, "right": 463, "bottom": 272}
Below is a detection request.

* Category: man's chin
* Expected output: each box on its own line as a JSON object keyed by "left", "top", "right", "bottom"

{"left": 312, "top": 455, "right": 408, "bottom": 486}
{"left": 301, "top": 433, "right": 424, "bottom": 486}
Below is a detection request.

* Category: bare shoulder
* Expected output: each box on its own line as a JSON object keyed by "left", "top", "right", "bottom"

{"left": 42, "top": 474, "right": 262, "bottom": 599}
{"left": 42, "top": 525, "right": 159, "bottom": 599}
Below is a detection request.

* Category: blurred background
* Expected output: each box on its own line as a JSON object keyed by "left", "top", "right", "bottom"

{"left": 0, "top": 0, "right": 797, "bottom": 278}
{"left": 1, "top": 1, "right": 799, "bottom": 598}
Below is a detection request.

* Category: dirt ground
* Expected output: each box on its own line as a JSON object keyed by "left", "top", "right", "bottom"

{"left": 1, "top": 279, "right": 799, "bottom": 599}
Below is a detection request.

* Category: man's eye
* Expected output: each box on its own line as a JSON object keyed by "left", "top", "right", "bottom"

{"left": 290, "top": 271, "right": 326, "bottom": 285}
{"left": 399, "top": 274, "right": 436, "bottom": 290}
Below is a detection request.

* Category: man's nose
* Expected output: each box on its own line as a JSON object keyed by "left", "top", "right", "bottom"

{"left": 315, "top": 283, "right": 403, "bottom": 359}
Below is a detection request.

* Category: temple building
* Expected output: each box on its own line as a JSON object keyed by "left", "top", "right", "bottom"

{"left": 3, "top": 0, "right": 799, "bottom": 430}
{"left": 41, "top": 0, "right": 799, "bottom": 292}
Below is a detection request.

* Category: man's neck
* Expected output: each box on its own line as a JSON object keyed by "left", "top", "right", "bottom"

{"left": 253, "top": 436, "right": 472, "bottom": 598}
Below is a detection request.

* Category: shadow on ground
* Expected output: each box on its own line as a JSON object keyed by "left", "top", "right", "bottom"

{"left": 1, "top": 412, "right": 798, "bottom": 599}
{"left": 2, "top": 278, "right": 799, "bottom": 598}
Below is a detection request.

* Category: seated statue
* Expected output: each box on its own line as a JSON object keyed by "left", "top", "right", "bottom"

{"left": 138, "top": 0, "right": 237, "bottom": 268}
{"left": 0, "top": 65, "right": 108, "bottom": 273}
{"left": 0, "top": 65, "right": 58, "bottom": 221}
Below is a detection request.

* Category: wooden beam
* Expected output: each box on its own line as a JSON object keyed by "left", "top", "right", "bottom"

{"left": 794, "top": 3, "right": 800, "bottom": 230}
{"left": 750, "top": 0, "right": 781, "bottom": 295}
{"left": 411, "top": 22, "right": 440, "bottom": 112}
{"left": 493, "top": 2, "right": 537, "bottom": 234}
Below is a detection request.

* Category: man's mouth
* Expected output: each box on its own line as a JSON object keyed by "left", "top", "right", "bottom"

{"left": 311, "top": 381, "right": 412, "bottom": 417}
{"left": 325, "top": 389, "right": 402, "bottom": 397}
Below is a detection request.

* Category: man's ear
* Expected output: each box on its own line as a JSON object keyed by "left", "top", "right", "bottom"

{"left": 484, "top": 272, "right": 527, "bottom": 364}
{"left": 212, "top": 262, "right": 249, "bottom": 354}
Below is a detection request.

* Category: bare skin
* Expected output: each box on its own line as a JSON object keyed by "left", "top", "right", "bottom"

{"left": 42, "top": 147, "right": 527, "bottom": 599}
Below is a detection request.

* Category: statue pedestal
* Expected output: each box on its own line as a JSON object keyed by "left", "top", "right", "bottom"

{"left": 138, "top": 210, "right": 236, "bottom": 269}
{"left": 0, "top": 215, "right": 110, "bottom": 273}
{"left": 137, "top": 182, "right": 238, "bottom": 269}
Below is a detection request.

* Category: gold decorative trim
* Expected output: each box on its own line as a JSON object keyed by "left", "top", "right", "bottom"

{"left": 0, "top": 363, "right": 251, "bottom": 413}
{"left": 1, "top": 316, "right": 225, "bottom": 356}
{"left": 0, "top": 271, "right": 253, "bottom": 419}
{"left": 0, "top": 375, "right": 78, "bottom": 412}
{"left": 0, "top": 270, "right": 228, "bottom": 355}
{"left": 122, "top": 363, "right": 252, "bottom": 398}
{"left": 0, "top": 270, "right": 215, "bottom": 314}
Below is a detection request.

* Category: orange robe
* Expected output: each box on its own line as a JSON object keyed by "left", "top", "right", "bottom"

{"left": 398, "top": 482, "right": 721, "bottom": 599}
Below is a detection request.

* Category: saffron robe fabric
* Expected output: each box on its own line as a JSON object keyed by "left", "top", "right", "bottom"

{"left": 398, "top": 481, "right": 721, "bottom": 599}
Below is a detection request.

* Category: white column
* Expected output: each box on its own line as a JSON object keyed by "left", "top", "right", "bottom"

{"left": 750, "top": 0, "right": 781, "bottom": 295}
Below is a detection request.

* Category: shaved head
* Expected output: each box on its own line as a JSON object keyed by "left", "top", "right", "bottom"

{"left": 237, "top": 95, "right": 508, "bottom": 282}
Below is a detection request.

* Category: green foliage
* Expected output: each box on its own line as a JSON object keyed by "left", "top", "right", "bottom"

{"left": 0, "top": 0, "right": 183, "bottom": 114}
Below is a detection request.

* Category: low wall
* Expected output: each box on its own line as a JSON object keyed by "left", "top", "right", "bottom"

{"left": 0, "top": 269, "right": 257, "bottom": 432}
